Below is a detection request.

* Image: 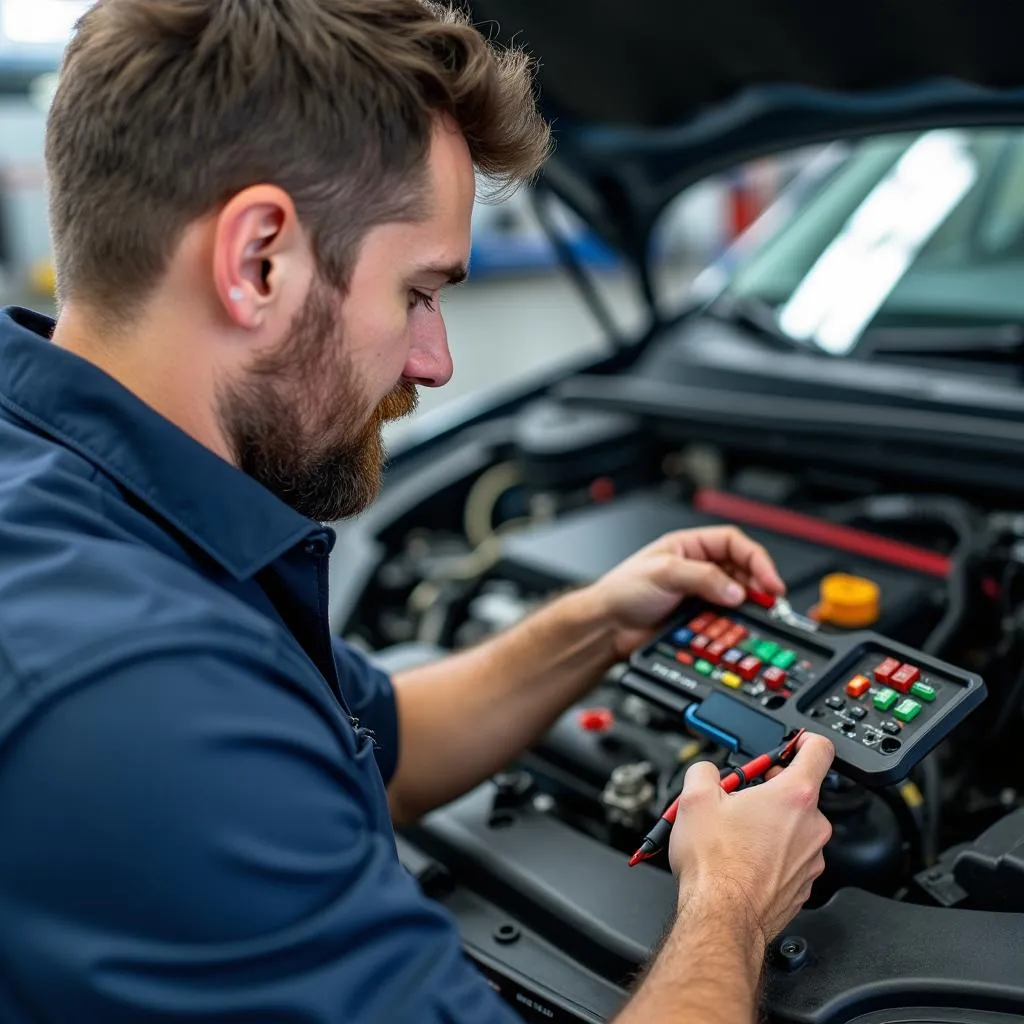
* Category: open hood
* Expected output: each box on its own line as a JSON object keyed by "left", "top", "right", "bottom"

{"left": 467, "top": 0, "right": 1024, "bottom": 274}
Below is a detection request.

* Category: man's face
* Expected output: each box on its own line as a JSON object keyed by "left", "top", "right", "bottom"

{"left": 218, "top": 120, "right": 474, "bottom": 522}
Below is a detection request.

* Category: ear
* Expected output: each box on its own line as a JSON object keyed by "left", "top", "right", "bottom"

{"left": 212, "top": 184, "right": 309, "bottom": 329}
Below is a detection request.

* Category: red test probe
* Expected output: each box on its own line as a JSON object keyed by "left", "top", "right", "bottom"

{"left": 627, "top": 729, "right": 806, "bottom": 867}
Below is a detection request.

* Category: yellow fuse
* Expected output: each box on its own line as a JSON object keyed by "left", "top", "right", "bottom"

{"left": 720, "top": 672, "right": 742, "bottom": 689}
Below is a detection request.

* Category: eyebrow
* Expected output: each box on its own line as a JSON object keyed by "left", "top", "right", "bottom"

{"left": 420, "top": 262, "right": 469, "bottom": 286}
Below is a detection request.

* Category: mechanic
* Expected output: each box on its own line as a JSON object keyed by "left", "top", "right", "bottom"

{"left": 0, "top": 2, "right": 834, "bottom": 1022}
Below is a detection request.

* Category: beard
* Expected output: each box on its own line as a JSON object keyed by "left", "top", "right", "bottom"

{"left": 217, "top": 277, "right": 418, "bottom": 522}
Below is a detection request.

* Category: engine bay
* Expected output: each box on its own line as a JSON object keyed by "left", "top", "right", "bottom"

{"left": 333, "top": 378, "right": 1024, "bottom": 1023}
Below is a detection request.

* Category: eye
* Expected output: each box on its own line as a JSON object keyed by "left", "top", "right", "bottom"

{"left": 409, "top": 289, "right": 437, "bottom": 313}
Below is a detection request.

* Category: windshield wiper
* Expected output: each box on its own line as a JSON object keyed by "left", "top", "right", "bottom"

{"left": 700, "top": 294, "right": 805, "bottom": 352}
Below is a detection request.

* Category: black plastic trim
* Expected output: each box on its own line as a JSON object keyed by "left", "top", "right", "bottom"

{"left": 405, "top": 783, "right": 1024, "bottom": 1023}
{"left": 556, "top": 376, "right": 1024, "bottom": 454}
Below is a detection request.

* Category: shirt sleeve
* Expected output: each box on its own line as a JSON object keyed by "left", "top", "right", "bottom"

{"left": 332, "top": 637, "right": 400, "bottom": 785}
{"left": 0, "top": 640, "right": 522, "bottom": 1024}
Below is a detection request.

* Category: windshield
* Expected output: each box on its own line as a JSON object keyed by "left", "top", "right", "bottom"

{"left": 725, "top": 128, "right": 1024, "bottom": 356}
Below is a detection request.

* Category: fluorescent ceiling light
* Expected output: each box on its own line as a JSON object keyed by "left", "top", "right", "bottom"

{"left": 1, "top": 0, "right": 92, "bottom": 45}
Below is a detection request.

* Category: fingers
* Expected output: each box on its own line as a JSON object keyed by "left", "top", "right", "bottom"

{"left": 659, "top": 557, "right": 746, "bottom": 606}
{"left": 774, "top": 733, "right": 836, "bottom": 793}
{"left": 680, "top": 758, "right": 725, "bottom": 803}
{"left": 749, "top": 548, "right": 786, "bottom": 595}
{"left": 677, "top": 526, "right": 785, "bottom": 595}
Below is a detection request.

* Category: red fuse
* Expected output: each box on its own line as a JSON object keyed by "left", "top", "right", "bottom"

{"left": 705, "top": 618, "right": 731, "bottom": 640}
{"left": 705, "top": 640, "right": 729, "bottom": 664}
{"left": 746, "top": 589, "right": 776, "bottom": 609}
{"left": 737, "top": 655, "right": 763, "bottom": 681}
{"left": 722, "top": 626, "right": 748, "bottom": 648}
{"left": 891, "top": 664, "right": 921, "bottom": 693}
{"left": 762, "top": 666, "right": 788, "bottom": 691}
{"left": 691, "top": 635, "right": 711, "bottom": 653}
{"left": 689, "top": 613, "right": 715, "bottom": 633}
{"left": 874, "top": 657, "right": 901, "bottom": 684}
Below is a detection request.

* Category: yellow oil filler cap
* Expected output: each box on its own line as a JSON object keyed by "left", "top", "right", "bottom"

{"left": 816, "top": 573, "right": 881, "bottom": 628}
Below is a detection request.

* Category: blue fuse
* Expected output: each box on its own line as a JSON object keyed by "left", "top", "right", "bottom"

{"left": 672, "top": 627, "right": 695, "bottom": 647}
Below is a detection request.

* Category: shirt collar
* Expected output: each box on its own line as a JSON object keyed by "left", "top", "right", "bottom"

{"left": 0, "top": 306, "right": 328, "bottom": 580}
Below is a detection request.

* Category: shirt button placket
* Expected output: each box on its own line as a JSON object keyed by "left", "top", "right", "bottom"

{"left": 304, "top": 534, "right": 328, "bottom": 559}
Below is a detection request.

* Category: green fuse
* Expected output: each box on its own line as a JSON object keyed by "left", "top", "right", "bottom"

{"left": 873, "top": 687, "right": 899, "bottom": 712}
{"left": 694, "top": 659, "right": 714, "bottom": 676}
{"left": 910, "top": 681, "right": 936, "bottom": 702}
{"left": 771, "top": 649, "right": 798, "bottom": 670}
{"left": 755, "top": 640, "right": 780, "bottom": 660}
{"left": 894, "top": 698, "right": 922, "bottom": 723}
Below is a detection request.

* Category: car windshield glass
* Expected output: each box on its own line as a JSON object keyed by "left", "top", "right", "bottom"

{"left": 724, "top": 127, "right": 1024, "bottom": 356}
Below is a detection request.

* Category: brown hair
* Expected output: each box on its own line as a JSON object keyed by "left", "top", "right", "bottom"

{"left": 45, "top": 0, "right": 550, "bottom": 313}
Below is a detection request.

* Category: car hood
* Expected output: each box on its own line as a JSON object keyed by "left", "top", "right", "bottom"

{"left": 468, "top": 0, "right": 1024, "bottom": 267}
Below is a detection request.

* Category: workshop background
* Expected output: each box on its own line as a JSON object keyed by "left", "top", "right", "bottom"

{"left": 0, "top": 0, "right": 802, "bottom": 448}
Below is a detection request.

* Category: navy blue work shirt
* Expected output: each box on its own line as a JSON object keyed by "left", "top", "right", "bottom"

{"left": 0, "top": 307, "right": 520, "bottom": 1023}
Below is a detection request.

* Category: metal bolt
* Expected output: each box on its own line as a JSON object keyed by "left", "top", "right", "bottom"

{"left": 620, "top": 695, "right": 653, "bottom": 727}
{"left": 773, "top": 934, "right": 808, "bottom": 972}
{"left": 610, "top": 762, "right": 652, "bottom": 797}
{"left": 532, "top": 793, "right": 555, "bottom": 814}
{"left": 494, "top": 923, "right": 520, "bottom": 945}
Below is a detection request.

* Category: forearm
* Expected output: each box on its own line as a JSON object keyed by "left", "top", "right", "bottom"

{"left": 615, "top": 889, "right": 765, "bottom": 1024}
{"left": 388, "top": 587, "right": 615, "bottom": 822}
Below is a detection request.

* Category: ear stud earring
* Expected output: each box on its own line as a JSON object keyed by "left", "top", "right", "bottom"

{"left": 229, "top": 287, "right": 244, "bottom": 302}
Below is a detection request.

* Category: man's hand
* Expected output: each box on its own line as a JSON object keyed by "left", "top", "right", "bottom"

{"left": 668, "top": 733, "right": 836, "bottom": 948}
{"left": 615, "top": 734, "right": 835, "bottom": 1024}
{"left": 583, "top": 526, "right": 786, "bottom": 660}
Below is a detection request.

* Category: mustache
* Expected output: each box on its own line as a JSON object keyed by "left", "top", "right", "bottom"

{"left": 373, "top": 379, "right": 419, "bottom": 425}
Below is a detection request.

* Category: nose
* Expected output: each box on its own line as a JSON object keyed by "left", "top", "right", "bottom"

{"left": 403, "top": 311, "right": 453, "bottom": 388}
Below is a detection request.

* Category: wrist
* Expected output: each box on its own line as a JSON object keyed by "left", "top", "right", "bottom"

{"left": 547, "top": 585, "right": 619, "bottom": 665}
{"left": 564, "top": 582, "right": 649, "bottom": 664}
{"left": 630, "top": 880, "right": 765, "bottom": 1022}
{"left": 490, "top": 585, "right": 620, "bottom": 698}
{"left": 560, "top": 582, "right": 610, "bottom": 627}
{"left": 676, "top": 877, "right": 767, "bottom": 978}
